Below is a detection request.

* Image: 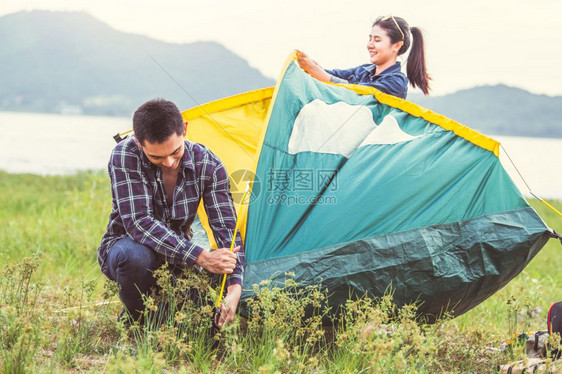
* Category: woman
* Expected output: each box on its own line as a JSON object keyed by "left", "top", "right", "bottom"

{"left": 297, "top": 15, "right": 430, "bottom": 99}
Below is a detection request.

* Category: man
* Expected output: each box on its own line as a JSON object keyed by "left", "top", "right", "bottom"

{"left": 97, "top": 98, "right": 243, "bottom": 328}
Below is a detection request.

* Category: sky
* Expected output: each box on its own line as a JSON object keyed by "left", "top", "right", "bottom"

{"left": 2, "top": 0, "right": 562, "bottom": 96}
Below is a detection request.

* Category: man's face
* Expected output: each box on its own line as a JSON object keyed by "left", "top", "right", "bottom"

{"left": 139, "top": 132, "right": 185, "bottom": 171}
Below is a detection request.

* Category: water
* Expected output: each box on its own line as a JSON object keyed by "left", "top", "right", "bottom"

{"left": 0, "top": 111, "right": 561, "bottom": 199}
{"left": 0, "top": 111, "right": 127, "bottom": 174}
{"left": 496, "top": 136, "right": 562, "bottom": 200}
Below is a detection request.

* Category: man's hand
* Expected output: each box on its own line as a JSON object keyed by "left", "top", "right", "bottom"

{"left": 296, "top": 49, "right": 331, "bottom": 82}
{"left": 195, "top": 246, "right": 240, "bottom": 274}
{"left": 215, "top": 283, "right": 242, "bottom": 328}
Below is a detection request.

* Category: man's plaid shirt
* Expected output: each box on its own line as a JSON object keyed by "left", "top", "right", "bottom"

{"left": 97, "top": 137, "right": 244, "bottom": 286}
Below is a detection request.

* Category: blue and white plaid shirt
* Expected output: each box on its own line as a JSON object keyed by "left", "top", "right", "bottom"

{"left": 98, "top": 137, "right": 244, "bottom": 286}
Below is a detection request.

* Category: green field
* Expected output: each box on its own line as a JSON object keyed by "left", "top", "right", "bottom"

{"left": 1, "top": 171, "right": 561, "bottom": 373}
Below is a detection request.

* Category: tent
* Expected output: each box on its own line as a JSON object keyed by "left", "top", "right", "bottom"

{"left": 182, "top": 52, "right": 559, "bottom": 319}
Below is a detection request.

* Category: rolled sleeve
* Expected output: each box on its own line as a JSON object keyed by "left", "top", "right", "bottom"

{"left": 330, "top": 75, "right": 349, "bottom": 84}
{"left": 325, "top": 67, "right": 357, "bottom": 82}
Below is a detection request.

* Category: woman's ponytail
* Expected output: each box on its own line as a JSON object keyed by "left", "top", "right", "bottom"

{"left": 406, "top": 27, "right": 431, "bottom": 95}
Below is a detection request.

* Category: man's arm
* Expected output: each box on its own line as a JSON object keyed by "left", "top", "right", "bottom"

{"left": 201, "top": 156, "right": 245, "bottom": 287}
{"left": 201, "top": 155, "right": 245, "bottom": 328}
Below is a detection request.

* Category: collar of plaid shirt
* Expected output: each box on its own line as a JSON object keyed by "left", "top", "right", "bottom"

{"left": 137, "top": 138, "right": 196, "bottom": 172}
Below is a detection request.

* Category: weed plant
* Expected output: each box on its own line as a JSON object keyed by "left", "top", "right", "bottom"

{"left": 1, "top": 171, "right": 562, "bottom": 372}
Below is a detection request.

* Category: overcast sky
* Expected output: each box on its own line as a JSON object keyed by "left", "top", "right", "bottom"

{"left": 2, "top": 0, "right": 561, "bottom": 96}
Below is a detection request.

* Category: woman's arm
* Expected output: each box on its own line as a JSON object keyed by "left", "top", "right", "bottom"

{"left": 296, "top": 50, "right": 332, "bottom": 82}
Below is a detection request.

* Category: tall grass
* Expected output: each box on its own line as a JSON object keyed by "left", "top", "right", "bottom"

{"left": 0, "top": 171, "right": 108, "bottom": 281}
{"left": 1, "top": 170, "right": 561, "bottom": 372}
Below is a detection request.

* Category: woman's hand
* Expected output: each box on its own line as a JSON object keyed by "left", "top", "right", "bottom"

{"left": 296, "top": 50, "right": 331, "bottom": 82}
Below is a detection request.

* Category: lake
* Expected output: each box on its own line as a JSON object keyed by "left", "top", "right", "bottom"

{"left": 0, "top": 111, "right": 561, "bottom": 199}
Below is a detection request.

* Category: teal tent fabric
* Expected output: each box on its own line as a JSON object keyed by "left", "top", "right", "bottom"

{"left": 241, "top": 60, "right": 553, "bottom": 318}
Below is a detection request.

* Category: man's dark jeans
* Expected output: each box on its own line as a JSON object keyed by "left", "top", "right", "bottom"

{"left": 106, "top": 237, "right": 165, "bottom": 321}
{"left": 106, "top": 237, "right": 219, "bottom": 324}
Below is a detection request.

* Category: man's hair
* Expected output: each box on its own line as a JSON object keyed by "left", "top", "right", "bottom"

{"left": 133, "top": 98, "right": 185, "bottom": 145}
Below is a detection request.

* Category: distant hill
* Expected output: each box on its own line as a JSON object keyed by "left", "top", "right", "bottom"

{"left": 410, "top": 85, "right": 562, "bottom": 138}
{"left": 1, "top": 11, "right": 561, "bottom": 138}
{"left": 0, "top": 10, "right": 275, "bottom": 116}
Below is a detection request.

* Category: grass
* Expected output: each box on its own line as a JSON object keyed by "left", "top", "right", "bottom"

{"left": 1, "top": 170, "right": 561, "bottom": 372}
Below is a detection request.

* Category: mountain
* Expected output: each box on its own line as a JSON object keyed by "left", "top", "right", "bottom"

{"left": 410, "top": 85, "right": 562, "bottom": 138}
{"left": 1, "top": 11, "right": 561, "bottom": 138}
{"left": 0, "top": 10, "right": 275, "bottom": 116}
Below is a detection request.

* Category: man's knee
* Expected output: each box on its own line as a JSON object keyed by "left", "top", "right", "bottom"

{"left": 107, "top": 238, "right": 162, "bottom": 282}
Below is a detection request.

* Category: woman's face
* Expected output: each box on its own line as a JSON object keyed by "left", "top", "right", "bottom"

{"left": 366, "top": 25, "right": 400, "bottom": 67}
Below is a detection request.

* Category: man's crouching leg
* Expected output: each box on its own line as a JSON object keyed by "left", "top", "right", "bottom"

{"left": 106, "top": 237, "right": 162, "bottom": 322}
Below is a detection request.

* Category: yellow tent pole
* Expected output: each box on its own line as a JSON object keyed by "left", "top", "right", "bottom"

{"left": 215, "top": 181, "right": 251, "bottom": 309}
{"left": 532, "top": 193, "right": 562, "bottom": 218}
